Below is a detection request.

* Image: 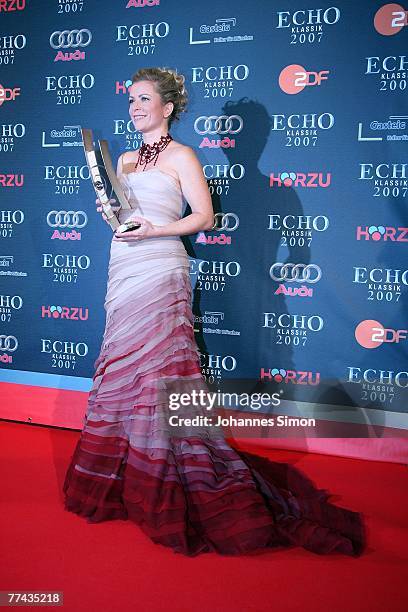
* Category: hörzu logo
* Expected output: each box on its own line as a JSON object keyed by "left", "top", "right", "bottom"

{"left": 270, "top": 113, "right": 334, "bottom": 147}
{"left": 191, "top": 64, "right": 249, "bottom": 100}
{"left": 44, "top": 165, "right": 90, "bottom": 195}
{"left": 193, "top": 311, "right": 240, "bottom": 337}
{"left": 42, "top": 253, "right": 91, "bottom": 283}
{"left": 0, "top": 34, "right": 26, "bottom": 67}
{"left": 113, "top": 117, "right": 142, "bottom": 150}
{"left": 279, "top": 64, "right": 329, "bottom": 94}
{"left": 0, "top": 1, "right": 26, "bottom": 13}
{"left": 0, "top": 334, "right": 18, "bottom": 364}
{"left": 374, "top": 4, "right": 408, "bottom": 36}
{"left": 365, "top": 55, "right": 407, "bottom": 92}
{"left": 115, "top": 22, "right": 169, "bottom": 56}
{"left": 0, "top": 123, "right": 25, "bottom": 153}
{"left": 355, "top": 319, "right": 407, "bottom": 348}
{"left": 268, "top": 214, "right": 329, "bottom": 247}
{"left": 195, "top": 115, "right": 242, "bottom": 149}
{"left": 0, "top": 210, "right": 24, "bottom": 238}
{"left": 45, "top": 73, "right": 95, "bottom": 105}
{"left": 190, "top": 259, "right": 240, "bottom": 292}
{"left": 50, "top": 29, "right": 91, "bottom": 62}
{"left": 0, "top": 174, "right": 24, "bottom": 187}
{"left": 0, "top": 84, "right": 21, "bottom": 106}
{"left": 358, "top": 163, "right": 407, "bottom": 198}
{"left": 260, "top": 367, "right": 320, "bottom": 385}
{"left": 199, "top": 352, "right": 237, "bottom": 384}
{"left": 0, "top": 294, "right": 23, "bottom": 323}
{"left": 263, "top": 312, "right": 324, "bottom": 347}
{"left": 270, "top": 262, "right": 321, "bottom": 298}
{"left": 41, "top": 338, "right": 88, "bottom": 371}
{"left": 358, "top": 115, "right": 408, "bottom": 142}
{"left": 203, "top": 163, "right": 245, "bottom": 197}
{"left": 353, "top": 266, "right": 406, "bottom": 303}
{"left": 41, "top": 305, "right": 89, "bottom": 321}
{"left": 356, "top": 225, "right": 408, "bottom": 241}
{"left": 42, "top": 125, "right": 83, "bottom": 148}
{"left": 275, "top": 6, "right": 340, "bottom": 44}
{"left": 189, "top": 17, "right": 253, "bottom": 45}
{"left": 269, "top": 171, "right": 331, "bottom": 188}
{"left": 348, "top": 366, "right": 407, "bottom": 407}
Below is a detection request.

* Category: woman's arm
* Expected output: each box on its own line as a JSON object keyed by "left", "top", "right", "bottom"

{"left": 115, "top": 146, "right": 214, "bottom": 241}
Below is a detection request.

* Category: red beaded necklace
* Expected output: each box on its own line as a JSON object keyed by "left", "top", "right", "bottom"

{"left": 135, "top": 134, "right": 173, "bottom": 171}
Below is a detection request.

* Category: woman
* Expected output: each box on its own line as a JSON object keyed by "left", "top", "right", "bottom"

{"left": 63, "top": 67, "right": 365, "bottom": 557}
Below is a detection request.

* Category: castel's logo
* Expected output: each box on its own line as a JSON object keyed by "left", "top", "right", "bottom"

{"left": 50, "top": 29, "right": 92, "bottom": 62}
{"left": 189, "top": 16, "right": 253, "bottom": 45}
{"left": 126, "top": 0, "right": 160, "bottom": 6}
{"left": 199, "top": 352, "right": 237, "bottom": 383}
{"left": 263, "top": 312, "right": 324, "bottom": 347}
{"left": 0, "top": 0, "right": 26, "bottom": 12}
{"left": 0, "top": 334, "right": 18, "bottom": 364}
{"left": 270, "top": 262, "right": 321, "bottom": 298}
{"left": 268, "top": 214, "right": 329, "bottom": 247}
{"left": 358, "top": 163, "right": 407, "bottom": 198}
{"left": 269, "top": 171, "right": 331, "bottom": 188}
{"left": 0, "top": 174, "right": 23, "bottom": 187}
{"left": 0, "top": 34, "right": 27, "bottom": 67}
{"left": 355, "top": 319, "right": 407, "bottom": 349}
{"left": 374, "top": 4, "right": 408, "bottom": 36}
{"left": 275, "top": 6, "right": 341, "bottom": 44}
{"left": 270, "top": 112, "right": 334, "bottom": 147}
{"left": 115, "top": 22, "right": 169, "bottom": 56}
{"left": 41, "top": 305, "right": 89, "bottom": 321}
{"left": 0, "top": 84, "right": 21, "bottom": 106}
{"left": 356, "top": 225, "right": 408, "bottom": 242}
{"left": 0, "top": 123, "right": 25, "bottom": 153}
{"left": 365, "top": 55, "right": 407, "bottom": 92}
{"left": 194, "top": 115, "right": 242, "bottom": 149}
{"left": 191, "top": 64, "right": 249, "bottom": 100}
{"left": 279, "top": 64, "right": 329, "bottom": 94}
{"left": 0, "top": 294, "right": 23, "bottom": 323}
{"left": 45, "top": 74, "right": 95, "bottom": 105}
{"left": 260, "top": 367, "right": 320, "bottom": 386}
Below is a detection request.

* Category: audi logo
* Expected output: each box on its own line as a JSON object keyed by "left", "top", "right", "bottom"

{"left": 194, "top": 115, "right": 243, "bottom": 135}
{"left": 49, "top": 29, "right": 92, "bottom": 50}
{"left": 0, "top": 335, "right": 18, "bottom": 352}
{"left": 46, "top": 211, "right": 88, "bottom": 229}
{"left": 269, "top": 263, "right": 322, "bottom": 283}
{"left": 212, "top": 213, "right": 239, "bottom": 232}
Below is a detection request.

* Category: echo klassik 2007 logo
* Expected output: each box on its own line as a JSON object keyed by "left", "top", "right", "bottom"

{"left": 365, "top": 55, "right": 407, "bottom": 92}
{"left": 42, "top": 253, "right": 91, "bottom": 283}
{"left": 41, "top": 338, "right": 89, "bottom": 372}
{"left": 0, "top": 294, "right": 23, "bottom": 322}
{"left": 115, "top": 21, "right": 169, "bottom": 56}
{"left": 0, "top": 210, "right": 24, "bottom": 238}
{"left": 191, "top": 64, "right": 249, "bottom": 100}
{"left": 263, "top": 312, "right": 324, "bottom": 347}
{"left": 45, "top": 73, "right": 95, "bottom": 105}
{"left": 202, "top": 163, "right": 245, "bottom": 198}
{"left": 0, "top": 123, "right": 25, "bottom": 153}
{"left": 358, "top": 162, "right": 407, "bottom": 198}
{"left": 189, "top": 258, "right": 240, "bottom": 293}
{"left": 270, "top": 112, "right": 335, "bottom": 147}
{"left": 0, "top": 34, "right": 26, "bottom": 67}
{"left": 267, "top": 214, "right": 330, "bottom": 247}
{"left": 353, "top": 265, "right": 407, "bottom": 303}
{"left": 44, "top": 165, "right": 90, "bottom": 196}
{"left": 275, "top": 6, "right": 340, "bottom": 45}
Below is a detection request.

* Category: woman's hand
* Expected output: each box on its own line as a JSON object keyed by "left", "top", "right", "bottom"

{"left": 113, "top": 216, "right": 156, "bottom": 242}
{"left": 96, "top": 198, "right": 121, "bottom": 224}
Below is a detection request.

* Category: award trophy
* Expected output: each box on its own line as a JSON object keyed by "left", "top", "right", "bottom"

{"left": 81, "top": 128, "right": 140, "bottom": 233}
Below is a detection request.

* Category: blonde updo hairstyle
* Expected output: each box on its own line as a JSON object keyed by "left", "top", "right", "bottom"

{"left": 130, "top": 67, "right": 188, "bottom": 128}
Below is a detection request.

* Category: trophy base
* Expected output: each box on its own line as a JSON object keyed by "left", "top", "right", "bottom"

{"left": 117, "top": 221, "right": 142, "bottom": 233}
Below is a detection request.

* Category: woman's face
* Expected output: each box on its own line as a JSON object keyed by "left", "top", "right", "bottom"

{"left": 128, "top": 80, "right": 172, "bottom": 133}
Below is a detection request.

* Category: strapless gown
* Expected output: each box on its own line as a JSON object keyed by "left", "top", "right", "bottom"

{"left": 63, "top": 168, "right": 365, "bottom": 556}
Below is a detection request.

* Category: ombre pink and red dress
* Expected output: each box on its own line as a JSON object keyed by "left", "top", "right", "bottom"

{"left": 63, "top": 168, "right": 365, "bottom": 557}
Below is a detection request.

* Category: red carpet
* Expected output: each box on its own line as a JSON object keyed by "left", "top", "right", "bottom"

{"left": 1, "top": 420, "right": 406, "bottom": 612}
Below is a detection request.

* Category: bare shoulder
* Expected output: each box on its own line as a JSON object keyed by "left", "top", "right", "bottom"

{"left": 169, "top": 142, "right": 199, "bottom": 168}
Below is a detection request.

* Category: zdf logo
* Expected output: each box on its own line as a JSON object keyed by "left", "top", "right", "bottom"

{"left": 49, "top": 29, "right": 92, "bottom": 49}
{"left": 374, "top": 4, "right": 407, "bottom": 36}
{"left": 194, "top": 115, "right": 243, "bottom": 135}
{"left": 46, "top": 211, "right": 88, "bottom": 228}
{"left": 279, "top": 64, "right": 329, "bottom": 94}
{"left": 0, "top": 84, "right": 21, "bottom": 106}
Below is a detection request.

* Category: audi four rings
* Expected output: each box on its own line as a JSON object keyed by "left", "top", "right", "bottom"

{"left": 49, "top": 29, "right": 92, "bottom": 49}
{"left": 0, "top": 336, "right": 18, "bottom": 351}
{"left": 194, "top": 115, "right": 243, "bottom": 135}
{"left": 212, "top": 213, "right": 240, "bottom": 231}
{"left": 46, "top": 211, "right": 88, "bottom": 228}
{"left": 269, "top": 263, "right": 322, "bottom": 283}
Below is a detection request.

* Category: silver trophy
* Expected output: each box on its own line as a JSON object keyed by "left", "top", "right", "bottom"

{"left": 81, "top": 128, "right": 139, "bottom": 233}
